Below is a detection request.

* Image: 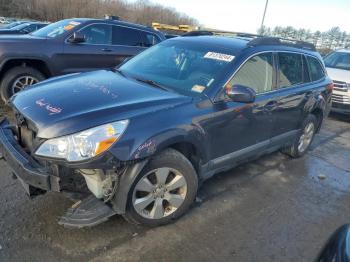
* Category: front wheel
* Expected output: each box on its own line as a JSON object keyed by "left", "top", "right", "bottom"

{"left": 124, "top": 148, "right": 198, "bottom": 226}
{"left": 0, "top": 66, "right": 45, "bottom": 102}
{"left": 283, "top": 114, "right": 317, "bottom": 158}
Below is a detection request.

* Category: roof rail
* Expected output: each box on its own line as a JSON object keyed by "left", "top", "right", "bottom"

{"left": 182, "top": 30, "right": 260, "bottom": 38}
{"left": 248, "top": 37, "right": 316, "bottom": 51}
{"left": 104, "top": 14, "right": 120, "bottom": 20}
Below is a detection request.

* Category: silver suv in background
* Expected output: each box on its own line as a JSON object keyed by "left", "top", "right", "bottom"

{"left": 324, "top": 49, "right": 350, "bottom": 114}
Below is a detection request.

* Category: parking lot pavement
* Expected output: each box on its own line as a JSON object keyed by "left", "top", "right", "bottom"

{"left": 0, "top": 114, "right": 349, "bottom": 262}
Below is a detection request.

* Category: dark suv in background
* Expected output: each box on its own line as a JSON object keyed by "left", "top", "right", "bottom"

{"left": 0, "top": 22, "right": 48, "bottom": 35}
{"left": 0, "top": 17, "right": 165, "bottom": 101}
{"left": 0, "top": 35, "right": 332, "bottom": 227}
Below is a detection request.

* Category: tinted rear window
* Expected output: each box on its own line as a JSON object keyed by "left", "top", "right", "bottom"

{"left": 112, "top": 26, "right": 142, "bottom": 46}
{"left": 278, "top": 53, "right": 303, "bottom": 88}
{"left": 307, "top": 56, "right": 325, "bottom": 81}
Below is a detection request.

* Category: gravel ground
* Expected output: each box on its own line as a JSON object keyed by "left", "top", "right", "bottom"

{"left": 0, "top": 112, "right": 349, "bottom": 262}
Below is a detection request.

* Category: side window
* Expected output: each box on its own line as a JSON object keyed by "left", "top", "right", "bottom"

{"left": 302, "top": 55, "right": 311, "bottom": 83}
{"left": 139, "top": 32, "right": 160, "bottom": 47}
{"left": 21, "top": 25, "right": 35, "bottom": 33}
{"left": 278, "top": 53, "right": 303, "bottom": 88}
{"left": 112, "top": 26, "right": 142, "bottom": 46}
{"left": 307, "top": 56, "right": 325, "bottom": 81}
{"left": 228, "top": 53, "right": 274, "bottom": 94}
{"left": 78, "top": 24, "right": 111, "bottom": 45}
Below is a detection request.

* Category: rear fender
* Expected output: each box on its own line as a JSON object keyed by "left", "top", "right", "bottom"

{"left": 302, "top": 92, "right": 326, "bottom": 130}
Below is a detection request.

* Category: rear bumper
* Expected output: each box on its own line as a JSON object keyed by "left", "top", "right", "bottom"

{"left": 0, "top": 119, "right": 60, "bottom": 194}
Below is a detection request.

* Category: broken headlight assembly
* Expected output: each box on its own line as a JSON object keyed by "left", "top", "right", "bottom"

{"left": 35, "top": 120, "right": 129, "bottom": 162}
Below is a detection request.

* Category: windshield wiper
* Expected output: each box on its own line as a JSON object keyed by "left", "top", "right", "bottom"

{"left": 134, "top": 77, "right": 169, "bottom": 91}
{"left": 113, "top": 68, "right": 127, "bottom": 77}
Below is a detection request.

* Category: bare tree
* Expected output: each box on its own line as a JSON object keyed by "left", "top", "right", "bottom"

{"left": 0, "top": 0, "right": 198, "bottom": 26}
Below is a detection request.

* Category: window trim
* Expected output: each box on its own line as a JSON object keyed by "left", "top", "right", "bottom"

{"left": 216, "top": 51, "right": 277, "bottom": 102}
{"left": 276, "top": 51, "right": 304, "bottom": 89}
{"left": 305, "top": 54, "right": 327, "bottom": 82}
{"left": 218, "top": 50, "right": 326, "bottom": 102}
{"left": 65, "top": 22, "right": 161, "bottom": 47}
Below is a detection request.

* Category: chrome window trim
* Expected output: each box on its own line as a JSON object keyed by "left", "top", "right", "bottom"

{"left": 220, "top": 50, "right": 325, "bottom": 100}
{"left": 64, "top": 22, "right": 161, "bottom": 47}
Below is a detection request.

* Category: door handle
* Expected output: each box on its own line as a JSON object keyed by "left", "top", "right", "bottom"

{"left": 264, "top": 100, "right": 278, "bottom": 110}
{"left": 101, "top": 48, "right": 112, "bottom": 52}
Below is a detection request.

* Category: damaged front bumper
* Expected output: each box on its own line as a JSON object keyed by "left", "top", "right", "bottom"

{"left": 0, "top": 119, "right": 60, "bottom": 195}
{"left": 0, "top": 118, "right": 149, "bottom": 227}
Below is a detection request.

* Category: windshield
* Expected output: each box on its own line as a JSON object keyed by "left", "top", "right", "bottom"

{"left": 119, "top": 40, "right": 235, "bottom": 96}
{"left": 31, "top": 19, "right": 82, "bottom": 38}
{"left": 324, "top": 52, "right": 350, "bottom": 71}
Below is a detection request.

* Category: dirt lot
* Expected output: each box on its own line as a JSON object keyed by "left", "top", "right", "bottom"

{"left": 0, "top": 113, "right": 349, "bottom": 262}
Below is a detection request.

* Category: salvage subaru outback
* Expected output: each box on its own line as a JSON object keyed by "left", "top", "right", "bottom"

{"left": 0, "top": 34, "right": 332, "bottom": 227}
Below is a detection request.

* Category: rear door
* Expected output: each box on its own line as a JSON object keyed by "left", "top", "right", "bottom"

{"left": 269, "top": 52, "right": 311, "bottom": 144}
{"left": 62, "top": 23, "right": 116, "bottom": 74}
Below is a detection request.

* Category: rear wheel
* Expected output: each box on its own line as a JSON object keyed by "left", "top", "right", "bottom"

{"left": 283, "top": 114, "right": 317, "bottom": 158}
{"left": 124, "top": 148, "right": 198, "bottom": 226}
{"left": 0, "top": 66, "right": 45, "bottom": 102}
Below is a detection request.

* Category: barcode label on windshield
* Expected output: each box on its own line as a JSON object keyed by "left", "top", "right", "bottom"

{"left": 204, "top": 52, "right": 235, "bottom": 62}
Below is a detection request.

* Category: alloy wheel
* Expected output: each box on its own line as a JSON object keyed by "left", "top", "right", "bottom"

{"left": 132, "top": 167, "right": 188, "bottom": 219}
{"left": 12, "top": 76, "right": 38, "bottom": 94}
{"left": 298, "top": 122, "right": 315, "bottom": 153}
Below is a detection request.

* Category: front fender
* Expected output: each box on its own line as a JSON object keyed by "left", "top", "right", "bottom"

{"left": 0, "top": 56, "right": 53, "bottom": 75}
{"left": 129, "top": 124, "right": 209, "bottom": 164}
{"left": 112, "top": 159, "right": 149, "bottom": 214}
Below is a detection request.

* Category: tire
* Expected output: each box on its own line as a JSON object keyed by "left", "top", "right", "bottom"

{"left": 283, "top": 114, "right": 318, "bottom": 158}
{"left": 0, "top": 66, "right": 45, "bottom": 102}
{"left": 123, "top": 148, "right": 198, "bottom": 226}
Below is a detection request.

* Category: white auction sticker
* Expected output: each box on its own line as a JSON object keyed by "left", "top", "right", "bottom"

{"left": 204, "top": 52, "right": 235, "bottom": 62}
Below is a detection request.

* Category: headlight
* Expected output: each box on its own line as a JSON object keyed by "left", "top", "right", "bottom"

{"left": 35, "top": 120, "right": 129, "bottom": 162}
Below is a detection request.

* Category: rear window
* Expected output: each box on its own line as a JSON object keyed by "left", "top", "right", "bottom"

{"left": 307, "top": 56, "right": 325, "bottom": 81}
{"left": 278, "top": 53, "right": 303, "bottom": 88}
{"left": 112, "top": 26, "right": 142, "bottom": 46}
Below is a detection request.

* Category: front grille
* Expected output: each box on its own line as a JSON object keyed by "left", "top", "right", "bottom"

{"left": 333, "top": 80, "right": 349, "bottom": 92}
{"left": 332, "top": 93, "right": 350, "bottom": 105}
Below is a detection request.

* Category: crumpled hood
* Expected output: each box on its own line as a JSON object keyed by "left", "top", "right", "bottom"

{"left": 11, "top": 70, "right": 191, "bottom": 139}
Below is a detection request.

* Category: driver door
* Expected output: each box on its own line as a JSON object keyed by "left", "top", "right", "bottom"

{"left": 62, "top": 24, "right": 116, "bottom": 74}
{"left": 201, "top": 52, "right": 277, "bottom": 168}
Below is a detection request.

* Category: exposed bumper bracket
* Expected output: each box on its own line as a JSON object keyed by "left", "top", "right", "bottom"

{"left": 59, "top": 195, "right": 117, "bottom": 228}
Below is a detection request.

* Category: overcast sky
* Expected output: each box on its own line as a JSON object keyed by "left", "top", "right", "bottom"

{"left": 140, "top": 0, "right": 350, "bottom": 33}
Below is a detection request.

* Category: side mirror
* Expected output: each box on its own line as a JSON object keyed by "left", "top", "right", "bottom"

{"left": 225, "top": 84, "right": 256, "bottom": 103}
{"left": 68, "top": 32, "right": 85, "bottom": 44}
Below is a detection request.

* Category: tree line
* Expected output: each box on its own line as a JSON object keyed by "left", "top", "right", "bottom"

{"left": 258, "top": 26, "right": 350, "bottom": 51}
{"left": 0, "top": 0, "right": 198, "bottom": 26}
